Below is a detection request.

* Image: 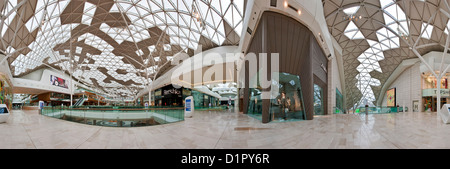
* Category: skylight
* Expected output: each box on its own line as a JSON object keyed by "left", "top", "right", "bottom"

{"left": 446, "top": 20, "right": 450, "bottom": 35}
{"left": 344, "top": 21, "right": 365, "bottom": 40}
{"left": 381, "top": 0, "right": 409, "bottom": 36}
{"left": 343, "top": 6, "right": 360, "bottom": 15}
{"left": 376, "top": 28, "right": 400, "bottom": 51}
{"left": 421, "top": 23, "right": 433, "bottom": 39}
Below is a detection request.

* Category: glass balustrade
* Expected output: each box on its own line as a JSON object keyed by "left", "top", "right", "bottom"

{"left": 355, "top": 106, "right": 404, "bottom": 114}
{"left": 41, "top": 106, "right": 184, "bottom": 127}
{"left": 333, "top": 107, "right": 344, "bottom": 114}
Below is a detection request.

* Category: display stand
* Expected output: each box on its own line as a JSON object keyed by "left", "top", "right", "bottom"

{"left": 439, "top": 104, "right": 450, "bottom": 124}
{"left": 185, "top": 96, "right": 194, "bottom": 118}
{"left": 39, "top": 101, "right": 44, "bottom": 115}
{"left": 0, "top": 104, "right": 10, "bottom": 123}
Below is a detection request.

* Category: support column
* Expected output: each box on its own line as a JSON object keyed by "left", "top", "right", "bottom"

{"left": 70, "top": 76, "right": 73, "bottom": 107}
{"left": 261, "top": 17, "right": 270, "bottom": 123}
{"left": 327, "top": 56, "right": 334, "bottom": 115}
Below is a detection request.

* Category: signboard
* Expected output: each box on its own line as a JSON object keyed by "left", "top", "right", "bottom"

{"left": 186, "top": 99, "right": 191, "bottom": 111}
{"left": 155, "top": 90, "right": 161, "bottom": 96}
{"left": 39, "top": 101, "right": 44, "bottom": 110}
{"left": 50, "top": 75, "right": 68, "bottom": 89}
{"left": 185, "top": 96, "right": 194, "bottom": 118}
{"left": 422, "top": 88, "right": 450, "bottom": 97}
{"left": 386, "top": 88, "right": 396, "bottom": 107}
{"left": 183, "top": 88, "right": 191, "bottom": 96}
{"left": 164, "top": 88, "right": 181, "bottom": 95}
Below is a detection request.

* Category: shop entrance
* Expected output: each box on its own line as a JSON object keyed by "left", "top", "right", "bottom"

{"left": 423, "top": 97, "right": 448, "bottom": 112}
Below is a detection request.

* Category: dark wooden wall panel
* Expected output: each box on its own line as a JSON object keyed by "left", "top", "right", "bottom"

{"left": 311, "top": 36, "right": 328, "bottom": 83}
{"left": 243, "top": 11, "right": 327, "bottom": 121}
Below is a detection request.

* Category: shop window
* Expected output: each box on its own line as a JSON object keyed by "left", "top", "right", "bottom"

{"left": 247, "top": 72, "right": 305, "bottom": 122}
{"left": 314, "top": 84, "right": 324, "bottom": 115}
{"left": 336, "top": 88, "right": 344, "bottom": 113}
{"left": 269, "top": 72, "right": 305, "bottom": 121}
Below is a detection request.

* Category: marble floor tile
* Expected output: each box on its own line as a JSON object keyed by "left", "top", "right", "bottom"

{"left": 3, "top": 110, "right": 450, "bottom": 148}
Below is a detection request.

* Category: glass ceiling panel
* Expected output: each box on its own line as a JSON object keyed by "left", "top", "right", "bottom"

{"left": 445, "top": 20, "right": 450, "bottom": 35}
{"left": 421, "top": 22, "right": 434, "bottom": 39}
{"left": 381, "top": 0, "right": 409, "bottom": 36}
{"left": 344, "top": 21, "right": 364, "bottom": 40}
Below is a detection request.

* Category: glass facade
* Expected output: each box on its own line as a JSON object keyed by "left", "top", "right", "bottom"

{"left": 336, "top": 88, "right": 344, "bottom": 113}
{"left": 314, "top": 84, "right": 324, "bottom": 115}
{"left": 192, "top": 90, "right": 219, "bottom": 108}
{"left": 247, "top": 71, "right": 263, "bottom": 120}
{"left": 247, "top": 72, "right": 305, "bottom": 122}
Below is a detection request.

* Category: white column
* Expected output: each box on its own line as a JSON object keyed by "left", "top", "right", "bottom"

{"left": 70, "top": 74, "right": 73, "bottom": 107}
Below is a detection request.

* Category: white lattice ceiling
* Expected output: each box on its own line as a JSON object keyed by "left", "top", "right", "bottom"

{"left": 1, "top": 0, "right": 244, "bottom": 97}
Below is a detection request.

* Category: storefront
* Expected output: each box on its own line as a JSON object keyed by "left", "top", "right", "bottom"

{"left": 143, "top": 85, "right": 219, "bottom": 107}
{"left": 192, "top": 90, "right": 219, "bottom": 108}
{"left": 422, "top": 74, "right": 450, "bottom": 111}
{"left": 0, "top": 73, "right": 12, "bottom": 110}
{"left": 242, "top": 11, "right": 328, "bottom": 123}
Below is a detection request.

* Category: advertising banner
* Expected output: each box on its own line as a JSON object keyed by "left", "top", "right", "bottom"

{"left": 50, "top": 75, "right": 68, "bottom": 89}
{"left": 386, "top": 88, "right": 396, "bottom": 107}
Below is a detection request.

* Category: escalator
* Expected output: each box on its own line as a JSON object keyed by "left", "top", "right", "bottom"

{"left": 73, "top": 97, "right": 86, "bottom": 107}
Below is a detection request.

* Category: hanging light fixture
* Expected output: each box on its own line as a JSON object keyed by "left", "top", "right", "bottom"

{"left": 192, "top": 0, "right": 205, "bottom": 30}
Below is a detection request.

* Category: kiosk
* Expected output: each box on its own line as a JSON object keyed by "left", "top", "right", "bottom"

{"left": 185, "top": 96, "right": 194, "bottom": 118}
{"left": 0, "top": 104, "right": 10, "bottom": 123}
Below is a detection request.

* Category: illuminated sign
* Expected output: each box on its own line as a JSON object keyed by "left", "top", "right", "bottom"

{"left": 164, "top": 88, "right": 181, "bottom": 95}
{"left": 155, "top": 90, "right": 161, "bottom": 96}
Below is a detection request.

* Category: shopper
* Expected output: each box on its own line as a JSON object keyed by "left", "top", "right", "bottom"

{"left": 277, "top": 92, "right": 289, "bottom": 120}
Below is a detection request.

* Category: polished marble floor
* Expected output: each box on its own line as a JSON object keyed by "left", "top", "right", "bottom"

{"left": 1, "top": 108, "right": 450, "bottom": 149}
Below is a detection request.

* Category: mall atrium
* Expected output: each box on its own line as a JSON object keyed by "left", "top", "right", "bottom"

{"left": 2, "top": 0, "right": 450, "bottom": 149}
